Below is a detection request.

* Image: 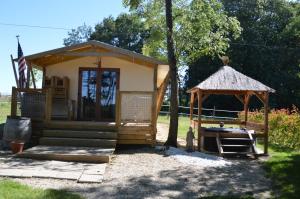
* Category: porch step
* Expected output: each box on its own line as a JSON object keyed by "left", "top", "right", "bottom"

{"left": 17, "top": 145, "right": 114, "bottom": 163}
{"left": 221, "top": 145, "right": 250, "bottom": 147}
{"left": 43, "top": 130, "right": 118, "bottom": 139}
{"left": 221, "top": 138, "right": 251, "bottom": 141}
{"left": 45, "top": 121, "right": 117, "bottom": 131}
{"left": 39, "top": 137, "right": 117, "bottom": 148}
{"left": 221, "top": 152, "right": 250, "bottom": 155}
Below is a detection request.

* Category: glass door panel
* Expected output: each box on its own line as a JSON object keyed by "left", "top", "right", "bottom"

{"left": 79, "top": 69, "right": 97, "bottom": 120}
{"left": 99, "top": 70, "right": 118, "bottom": 121}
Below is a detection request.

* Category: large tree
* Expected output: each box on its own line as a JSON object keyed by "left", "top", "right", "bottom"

{"left": 63, "top": 14, "right": 150, "bottom": 53}
{"left": 164, "top": 0, "right": 179, "bottom": 146}
{"left": 124, "top": 0, "right": 179, "bottom": 146}
{"left": 90, "top": 13, "right": 150, "bottom": 53}
{"left": 124, "top": 0, "right": 241, "bottom": 146}
{"left": 63, "top": 23, "right": 93, "bottom": 46}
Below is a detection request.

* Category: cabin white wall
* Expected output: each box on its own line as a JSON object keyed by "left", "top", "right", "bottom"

{"left": 45, "top": 56, "right": 154, "bottom": 116}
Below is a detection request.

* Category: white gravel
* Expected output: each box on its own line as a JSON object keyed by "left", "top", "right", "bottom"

{"left": 1, "top": 147, "right": 272, "bottom": 199}
{"left": 165, "top": 147, "right": 232, "bottom": 167}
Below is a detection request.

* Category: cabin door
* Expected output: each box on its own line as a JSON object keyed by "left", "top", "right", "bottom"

{"left": 78, "top": 68, "right": 119, "bottom": 121}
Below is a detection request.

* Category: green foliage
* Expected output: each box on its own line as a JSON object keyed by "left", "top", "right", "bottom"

{"left": 30, "top": 67, "right": 42, "bottom": 87}
{"left": 240, "top": 107, "right": 300, "bottom": 150}
{"left": 63, "top": 23, "right": 93, "bottom": 46}
{"left": 90, "top": 13, "right": 150, "bottom": 53}
{"left": 179, "top": 0, "right": 241, "bottom": 60}
{"left": 124, "top": 0, "right": 241, "bottom": 61}
{"left": 0, "top": 179, "right": 83, "bottom": 199}
{"left": 185, "top": 0, "right": 300, "bottom": 108}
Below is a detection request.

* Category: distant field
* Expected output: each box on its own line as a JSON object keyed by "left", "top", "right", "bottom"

{"left": 0, "top": 101, "right": 10, "bottom": 124}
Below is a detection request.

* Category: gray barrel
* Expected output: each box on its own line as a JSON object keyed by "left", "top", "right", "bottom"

{"left": 3, "top": 116, "right": 32, "bottom": 146}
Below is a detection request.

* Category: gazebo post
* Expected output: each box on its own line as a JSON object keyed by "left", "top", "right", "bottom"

{"left": 197, "top": 90, "right": 203, "bottom": 151}
{"left": 190, "top": 92, "right": 194, "bottom": 125}
{"left": 264, "top": 92, "right": 269, "bottom": 155}
{"left": 244, "top": 93, "right": 251, "bottom": 125}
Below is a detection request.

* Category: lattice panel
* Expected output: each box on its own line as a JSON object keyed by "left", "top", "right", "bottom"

{"left": 20, "top": 92, "right": 46, "bottom": 119}
{"left": 121, "top": 93, "right": 152, "bottom": 122}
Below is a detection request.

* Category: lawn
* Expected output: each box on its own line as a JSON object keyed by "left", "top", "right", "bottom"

{"left": 0, "top": 101, "right": 10, "bottom": 124}
{"left": 263, "top": 146, "right": 300, "bottom": 199}
{"left": 158, "top": 115, "right": 239, "bottom": 139}
{"left": 158, "top": 115, "right": 191, "bottom": 138}
{"left": 0, "top": 179, "right": 83, "bottom": 199}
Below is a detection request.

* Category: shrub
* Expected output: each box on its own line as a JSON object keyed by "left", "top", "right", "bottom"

{"left": 240, "top": 106, "right": 300, "bottom": 150}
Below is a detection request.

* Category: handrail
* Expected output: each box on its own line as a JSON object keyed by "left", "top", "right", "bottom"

{"left": 10, "top": 86, "right": 50, "bottom": 119}
{"left": 161, "top": 104, "right": 240, "bottom": 113}
{"left": 160, "top": 104, "right": 240, "bottom": 120}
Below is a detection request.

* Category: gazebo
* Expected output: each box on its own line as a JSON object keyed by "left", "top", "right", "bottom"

{"left": 188, "top": 65, "right": 275, "bottom": 155}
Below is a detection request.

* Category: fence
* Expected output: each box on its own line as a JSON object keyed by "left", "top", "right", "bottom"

{"left": 159, "top": 104, "right": 240, "bottom": 120}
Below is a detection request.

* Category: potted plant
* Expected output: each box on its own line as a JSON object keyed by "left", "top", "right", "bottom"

{"left": 3, "top": 116, "right": 32, "bottom": 154}
{"left": 10, "top": 140, "right": 25, "bottom": 154}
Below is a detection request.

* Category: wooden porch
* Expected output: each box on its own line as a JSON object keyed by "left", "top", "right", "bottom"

{"left": 10, "top": 86, "right": 159, "bottom": 145}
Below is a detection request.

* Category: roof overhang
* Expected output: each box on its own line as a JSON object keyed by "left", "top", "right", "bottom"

{"left": 14, "top": 40, "right": 167, "bottom": 68}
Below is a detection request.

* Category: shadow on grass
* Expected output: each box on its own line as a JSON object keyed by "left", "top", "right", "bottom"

{"left": 41, "top": 189, "right": 83, "bottom": 199}
{"left": 264, "top": 152, "right": 300, "bottom": 199}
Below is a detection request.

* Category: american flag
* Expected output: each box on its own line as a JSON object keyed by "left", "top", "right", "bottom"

{"left": 18, "top": 41, "right": 27, "bottom": 88}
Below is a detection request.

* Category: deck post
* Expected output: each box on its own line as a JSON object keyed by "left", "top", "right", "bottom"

{"left": 197, "top": 90, "right": 203, "bottom": 151}
{"left": 26, "top": 61, "right": 31, "bottom": 89}
{"left": 264, "top": 92, "right": 269, "bottom": 155}
{"left": 45, "top": 88, "right": 53, "bottom": 121}
{"left": 11, "top": 87, "right": 17, "bottom": 117}
{"left": 116, "top": 90, "right": 121, "bottom": 128}
{"left": 42, "top": 67, "right": 46, "bottom": 88}
{"left": 30, "top": 65, "right": 36, "bottom": 89}
{"left": 152, "top": 65, "right": 158, "bottom": 144}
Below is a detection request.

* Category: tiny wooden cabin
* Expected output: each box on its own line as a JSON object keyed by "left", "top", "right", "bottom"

{"left": 10, "top": 41, "right": 169, "bottom": 146}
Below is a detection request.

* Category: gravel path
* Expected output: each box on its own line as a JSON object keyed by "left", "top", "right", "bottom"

{"left": 1, "top": 146, "right": 272, "bottom": 199}
{"left": 0, "top": 124, "right": 272, "bottom": 198}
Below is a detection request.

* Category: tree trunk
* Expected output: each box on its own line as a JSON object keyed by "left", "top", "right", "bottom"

{"left": 164, "top": 0, "right": 178, "bottom": 147}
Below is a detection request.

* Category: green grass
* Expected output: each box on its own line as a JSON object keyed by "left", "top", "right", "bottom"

{"left": 158, "top": 115, "right": 239, "bottom": 139}
{"left": 262, "top": 146, "right": 300, "bottom": 199}
{"left": 158, "top": 115, "right": 192, "bottom": 138}
{"left": 0, "top": 101, "right": 10, "bottom": 124}
{"left": 0, "top": 179, "right": 83, "bottom": 199}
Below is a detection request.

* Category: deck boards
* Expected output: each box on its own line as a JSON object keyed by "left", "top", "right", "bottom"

{"left": 17, "top": 146, "right": 115, "bottom": 163}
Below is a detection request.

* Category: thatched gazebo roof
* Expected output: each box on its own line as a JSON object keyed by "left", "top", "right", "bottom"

{"left": 189, "top": 65, "right": 275, "bottom": 93}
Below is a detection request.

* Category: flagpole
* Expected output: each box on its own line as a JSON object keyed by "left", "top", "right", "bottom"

{"left": 10, "top": 54, "right": 19, "bottom": 88}
{"left": 17, "top": 35, "right": 30, "bottom": 89}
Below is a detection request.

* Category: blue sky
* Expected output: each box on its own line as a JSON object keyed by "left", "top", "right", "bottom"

{"left": 0, "top": 0, "right": 128, "bottom": 94}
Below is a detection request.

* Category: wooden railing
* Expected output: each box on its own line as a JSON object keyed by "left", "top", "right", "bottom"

{"left": 10, "top": 86, "right": 51, "bottom": 121}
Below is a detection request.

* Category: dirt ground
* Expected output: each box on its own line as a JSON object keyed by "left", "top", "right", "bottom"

{"left": 0, "top": 123, "right": 272, "bottom": 199}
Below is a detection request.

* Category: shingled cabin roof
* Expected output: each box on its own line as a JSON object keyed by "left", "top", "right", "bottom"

{"left": 189, "top": 65, "right": 275, "bottom": 93}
